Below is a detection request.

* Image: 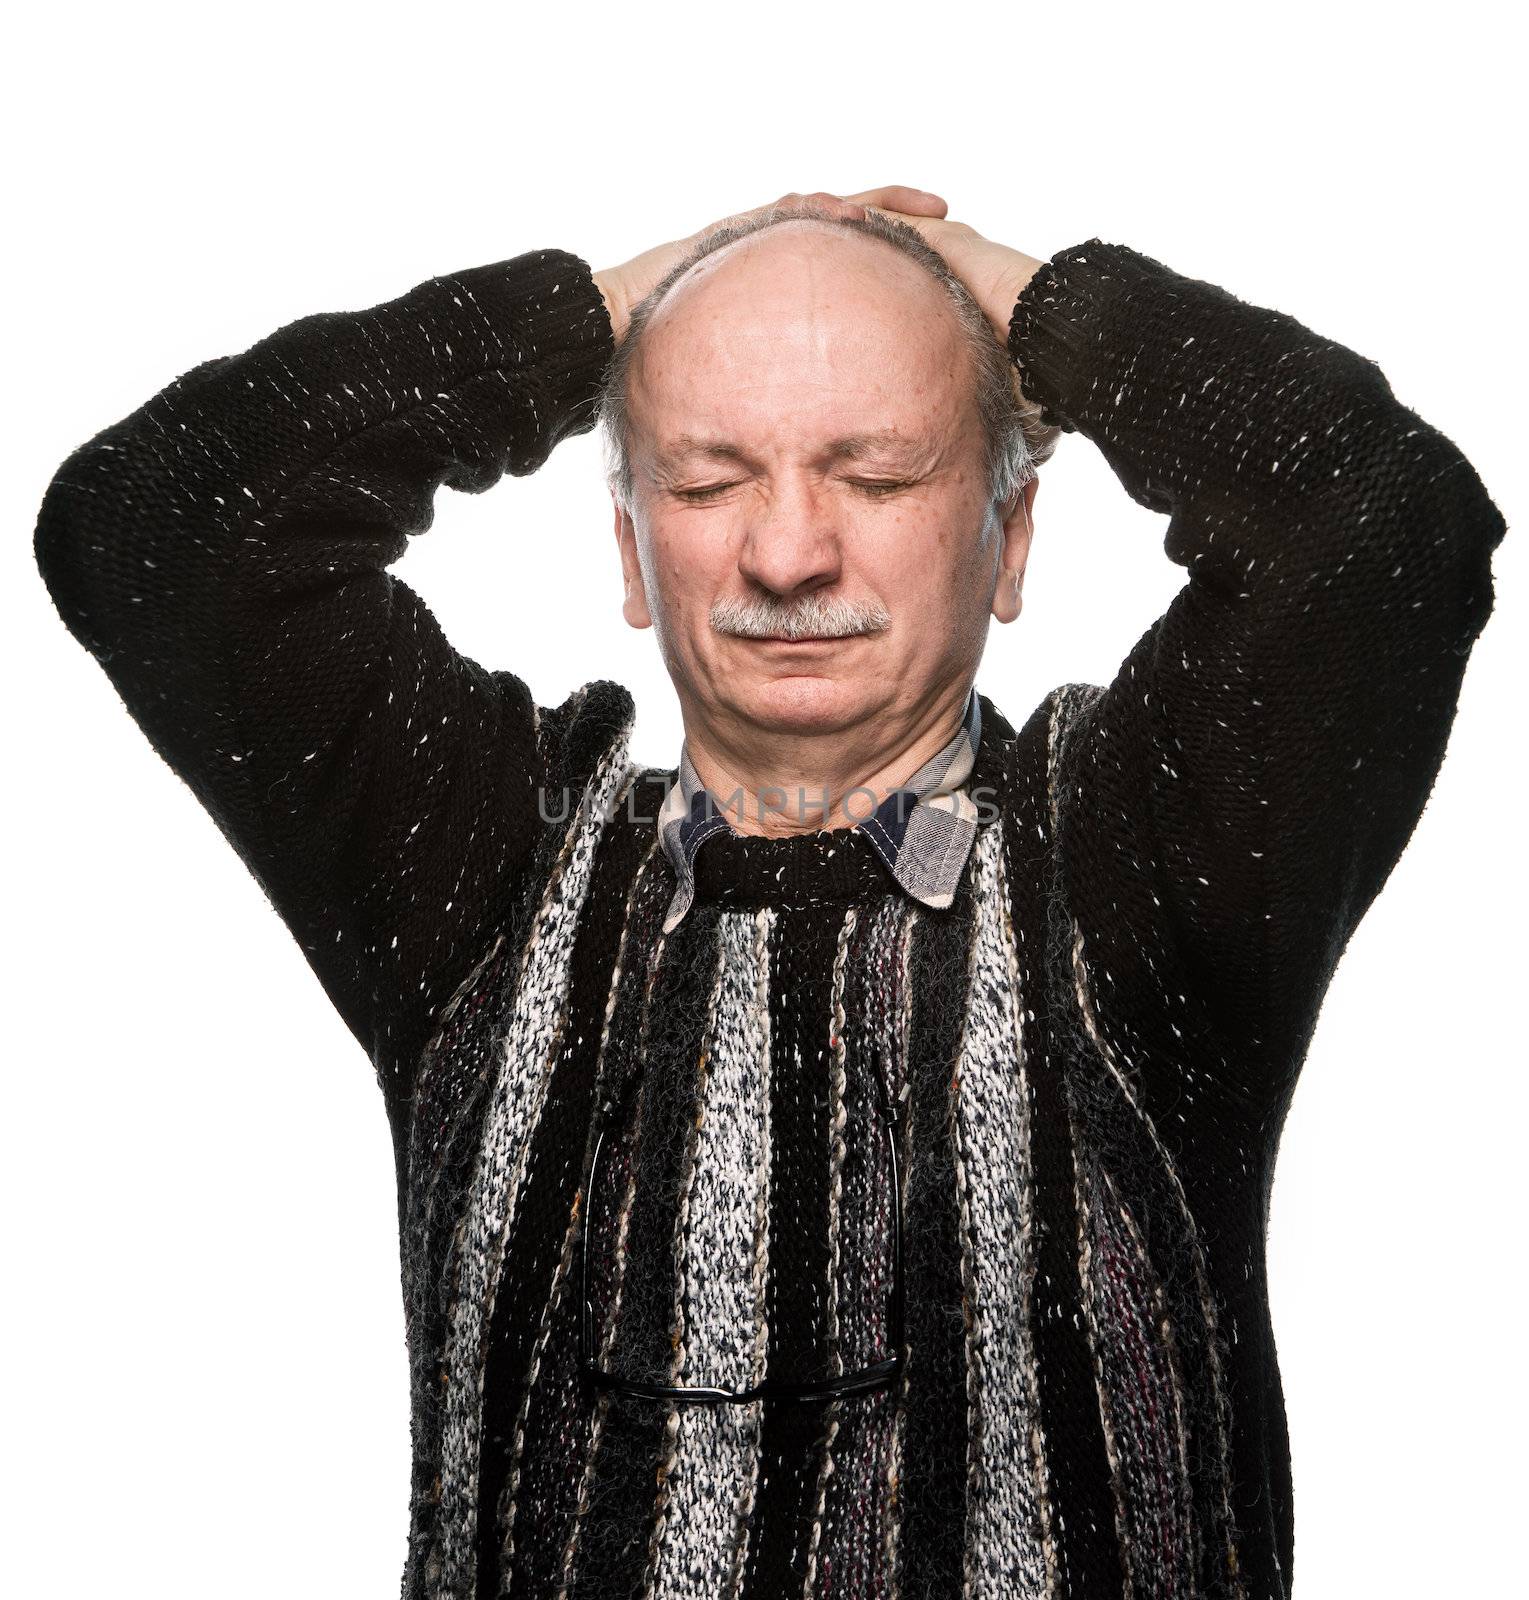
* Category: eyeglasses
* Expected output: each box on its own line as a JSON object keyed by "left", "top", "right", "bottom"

{"left": 579, "top": 1090, "right": 905, "bottom": 1407}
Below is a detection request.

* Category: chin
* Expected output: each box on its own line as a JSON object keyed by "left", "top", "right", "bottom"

{"left": 733, "top": 672, "right": 869, "bottom": 736}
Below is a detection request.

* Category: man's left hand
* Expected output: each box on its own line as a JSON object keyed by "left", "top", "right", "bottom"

{"left": 867, "top": 206, "right": 1046, "bottom": 347}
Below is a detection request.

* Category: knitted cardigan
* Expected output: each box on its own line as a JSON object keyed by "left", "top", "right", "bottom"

{"left": 33, "top": 236, "right": 1506, "bottom": 1600}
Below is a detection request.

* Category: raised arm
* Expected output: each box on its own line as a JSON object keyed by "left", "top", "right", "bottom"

{"left": 33, "top": 187, "right": 948, "bottom": 1112}
{"left": 33, "top": 248, "right": 615, "bottom": 1100}
{"left": 1005, "top": 239, "right": 1507, "bottom": 1105}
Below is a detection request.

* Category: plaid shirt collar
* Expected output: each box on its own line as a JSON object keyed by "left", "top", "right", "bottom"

{"left": 656, "top": 686, "right": 983, "bottom": 934}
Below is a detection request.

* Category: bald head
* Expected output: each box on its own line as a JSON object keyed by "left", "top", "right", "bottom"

{"left": 624, "top": 220, "right": 978, "bottom": 506}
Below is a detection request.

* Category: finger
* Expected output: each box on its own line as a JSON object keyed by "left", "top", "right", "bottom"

{"left": 792, "top": 190, "right": 866, "bottom": 218}
{"left": 843, "top": 185, "right": 948, "bottom": 218}
{"left": 734, "top": 191, "right": 859, "bottom": 225}
{"left": 864, "top": 206, "right": 935, "bottom": 235}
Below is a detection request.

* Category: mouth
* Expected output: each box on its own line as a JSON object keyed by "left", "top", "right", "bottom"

{"left": 746, "top": 632, "right": 867, "bottom": 646}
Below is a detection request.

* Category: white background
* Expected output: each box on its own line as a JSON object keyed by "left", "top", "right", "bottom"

{"left": 5, "top": 3, "right": 1523, "bottom": 1594}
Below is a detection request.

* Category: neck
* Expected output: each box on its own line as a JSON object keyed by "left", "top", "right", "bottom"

{"left": 682, "top": 685, "right": 973, "bottom": 838}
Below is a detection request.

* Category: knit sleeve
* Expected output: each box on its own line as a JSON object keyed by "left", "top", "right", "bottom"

{"left": 33, "top": 248, "right": 616, "bottom": 1089}
{"left": 1007, "top": 240, "right": 1507, "bottom": 1100}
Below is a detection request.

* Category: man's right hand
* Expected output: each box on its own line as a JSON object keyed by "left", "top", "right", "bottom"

{"left": 592, "top": 185, "right": 951, "bottom": 345}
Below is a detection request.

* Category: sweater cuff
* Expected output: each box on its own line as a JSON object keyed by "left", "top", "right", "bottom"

{"left": 427, "top": 247, "right": 617, "bottom": 440}
{"left": 1007, "top": 239, "right": 1173, "bottom": 434}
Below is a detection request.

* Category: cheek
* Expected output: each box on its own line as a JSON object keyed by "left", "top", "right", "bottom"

{"left": 872, "top": 499, "right": 982, "bottom": 602}
{"left": 646, "top": 521, "right": 730, "bottom": 618}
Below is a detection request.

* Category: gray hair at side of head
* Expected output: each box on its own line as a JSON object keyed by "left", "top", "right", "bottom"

{"left": 595, "top": 202, "right": 1062, "bottom": 519}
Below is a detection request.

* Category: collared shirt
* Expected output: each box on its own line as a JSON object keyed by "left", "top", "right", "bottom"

{"left": 656, "top": 687, "right": 984, "bottom": 933}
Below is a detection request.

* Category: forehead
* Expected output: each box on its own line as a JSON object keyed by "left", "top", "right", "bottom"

{"left": 653, "top": 426, "right": 938, "bottom": 472}
{"left": 629, "top": 225, "right": 977, "bottom": 467}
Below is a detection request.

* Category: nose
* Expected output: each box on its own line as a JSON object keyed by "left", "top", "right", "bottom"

{"left": 735, "top": 478, "right": 844, "bottom": 597}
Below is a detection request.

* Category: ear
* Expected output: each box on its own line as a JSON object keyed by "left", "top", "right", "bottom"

{"left": 991, "top": 474, "right": 1038, "bottom": 625}
{"left": 612, "top": 491, "right": 653, "bottom": 630}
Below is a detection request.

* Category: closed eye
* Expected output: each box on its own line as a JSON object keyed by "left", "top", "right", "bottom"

{"left": 673, "top": 482, "right": 739, "bottom": 503}
{"left": 673, "top": 478, "right": 915, "bottom": 503}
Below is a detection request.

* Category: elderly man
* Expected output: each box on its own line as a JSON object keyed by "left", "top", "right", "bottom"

{"left": 34, "top": 185, "right": 1504, "bottom": 1599}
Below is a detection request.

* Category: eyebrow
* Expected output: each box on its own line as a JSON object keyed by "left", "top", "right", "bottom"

{"left": 653, "top": 429, "right": 931, "bottom": 473}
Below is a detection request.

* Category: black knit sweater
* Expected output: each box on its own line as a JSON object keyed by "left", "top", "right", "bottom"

{"left": 34, "top": 236, "right": 1506, "bottom": 1599}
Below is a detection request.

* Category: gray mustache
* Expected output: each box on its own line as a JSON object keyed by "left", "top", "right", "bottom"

{"left": 710, "top": 593, "right": 891, "bottom": 640}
